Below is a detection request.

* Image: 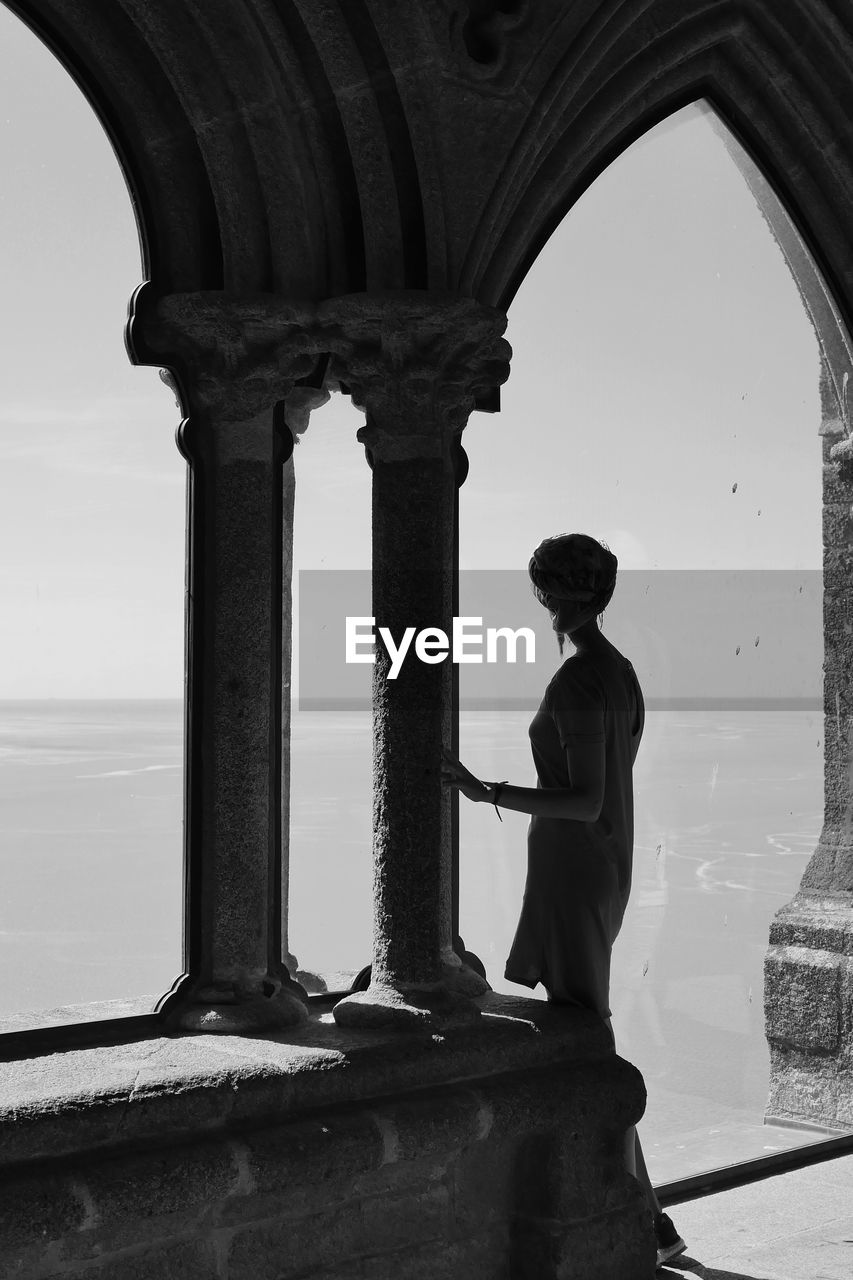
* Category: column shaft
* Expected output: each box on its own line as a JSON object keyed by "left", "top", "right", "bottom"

{"left": 328, "top": 293, "right": 511, "bottom": 1029}
{"left": 369, "top": 454, "right": 454, "bottom": 986}
{"left": 173, "top": 403, "right": 307, "bottom": 1031}
{"left": 128, "top": 288, "right": 325, "bottom": 1032}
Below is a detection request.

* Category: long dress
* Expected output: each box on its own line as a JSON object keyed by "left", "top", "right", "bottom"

{"left": 504, "top": 642, "right": 645, "bottom": 1019}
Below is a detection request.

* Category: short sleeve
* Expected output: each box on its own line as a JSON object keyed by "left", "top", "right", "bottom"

{"left": 544, "top": 666, "right": 606, "bottom": 747}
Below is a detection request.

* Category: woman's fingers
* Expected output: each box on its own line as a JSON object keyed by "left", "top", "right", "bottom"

{"left": 440, "top": 748, "right": 476, "bottom": 793}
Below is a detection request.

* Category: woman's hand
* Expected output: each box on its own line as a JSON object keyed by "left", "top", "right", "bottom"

{"left": 440, "top": 746, "right": 490, "bottom": 805}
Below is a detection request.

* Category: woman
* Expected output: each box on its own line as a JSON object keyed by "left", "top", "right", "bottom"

{"left": 440, "top": 532, "right": 686, "bottom": 1271}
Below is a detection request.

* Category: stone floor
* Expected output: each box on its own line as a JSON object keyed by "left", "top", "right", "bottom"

{"left": 658, "top": 1153, "right": 853, "bottom": 1279}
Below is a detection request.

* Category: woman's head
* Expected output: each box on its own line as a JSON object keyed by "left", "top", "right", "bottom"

{"left": 529, "top": 533, "right": 618, "bottom": 654}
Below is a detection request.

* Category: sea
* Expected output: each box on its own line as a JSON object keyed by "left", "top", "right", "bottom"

{"left": 0, "top": 699, "right": 839, "bottom": 1181}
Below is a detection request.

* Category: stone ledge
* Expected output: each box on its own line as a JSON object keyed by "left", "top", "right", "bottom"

{"left": 0, "top": 994, "right": 159, "bottom": 1035}
{"left": 0, "top": 993, "right": 619, "bottom": 1170}
{"left": 769, "top": 893, "right": 853, "bottom": 953}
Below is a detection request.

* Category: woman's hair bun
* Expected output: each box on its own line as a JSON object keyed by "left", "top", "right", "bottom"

{"left": 528, "top": 533, "right": 617, "bottom": 606}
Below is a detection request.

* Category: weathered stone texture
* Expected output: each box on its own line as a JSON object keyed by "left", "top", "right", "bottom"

{"left": 765, "top": 900, "right": 853, "bottom": 1130}
{"left": 822, "top": 500, "right": 853, "bottom": 550}
{"left": 360, "top": 1181, "right": 452, "bottom": 1255}
{"left": 510, "top": 1204, "right": 654, "bottom": 1280}
{"left": 0, "top": 1005, "right": 653, "bottom": 1279}
{"left": 54, "top": 1238, "right": 220, "bottom": 1280}
{"left": 765, "top": 946, "right": 841, "bottom": 1052}
{"left": 226, "top": 1202, "right": 365, "bottom": 1280}
{"left": 0, "top": 1174, "right": 88, "bottom": 1254}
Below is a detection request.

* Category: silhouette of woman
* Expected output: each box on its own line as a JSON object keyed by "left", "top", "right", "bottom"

{"left": 441, "top": 532, "right": 686, "bottom": 1271}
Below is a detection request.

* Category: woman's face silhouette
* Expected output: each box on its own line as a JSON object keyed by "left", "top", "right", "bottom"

{"left": 539, "top": 590, "right": 609, "bottom": 657}
{"left": 542, "top": 593, "right": 598, "bottom": 637}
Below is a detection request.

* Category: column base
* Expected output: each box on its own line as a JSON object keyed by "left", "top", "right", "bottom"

{"left": 332, "top": 980, "right": 483, "bottom": 1030}
{"left": 282, "top": 970, "right": 312, "bottom": 1002}
{"left": 293, "top": 968, "right": 333, "bottom": 995}
{"left": 442, "top": 949, "right": 492, "bottom": 997}
{"left": 765, "top": 892, "right": 853, "bottom": 1130}
{"left": 166, "top": 983, "right": 309, "bottom": 1034}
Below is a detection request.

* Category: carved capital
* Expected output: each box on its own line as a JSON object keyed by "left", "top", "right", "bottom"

{"left": 127, "top": 286, "right": 511, "bottom": 450}
{"left": 128, "top": 285, "right": 322, "bottom": 420}
{"left": 318, "top": 292, "right": 511, "bottom": 462}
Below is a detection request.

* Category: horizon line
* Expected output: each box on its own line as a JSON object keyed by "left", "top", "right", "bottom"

{"left": 297, "top": 697, "right": 823, "bottom": 712}
{"left": 0, "top": 696, "right": 824, "bottom": 711}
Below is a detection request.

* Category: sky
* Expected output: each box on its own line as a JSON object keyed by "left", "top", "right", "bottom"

{"left": 0, "top": 5, "right": 823, "bottom": 697}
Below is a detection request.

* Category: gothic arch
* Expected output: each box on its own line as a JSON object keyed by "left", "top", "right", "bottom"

{"left": 2, "top": 0, "right": 442, "bottom": 295}
{"left": 6, "top": 1, "right": 853, "bottom": 327}
{"left": 2, "top": 0, "right": 222, "bottom": 289}
{"left": 470, "top": 3, "right": 853, "bottom": 350}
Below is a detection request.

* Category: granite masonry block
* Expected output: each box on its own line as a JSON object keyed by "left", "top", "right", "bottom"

{"left": 239, "top": 1109, "right": 383, "bottom": 1188}
{"left": 766, "top": 1044, "right": 841, "bottom": 1125}
{"left": 226, "top": 1201, "right": 363, "bottom": 1280}
{"left": 36, "top": 1238, "right": 219, "bottom": 1280}
{"left": 83, "top": 1140, "right": 237, "bottom": 1228}
{"left": 451, "top": 1135, "right": 517, "bottom": 1234}
{"left": 511, "top": 1203, "right": 654, "bottom": 1280}
{"left": 768, "top": 899, "right": 853, "bottom": 955}
{"left": 765, "top": 947, "right": 841, "bottom": 1052}
{"left": 359, "top": 1180, "right": 452, "bottom": 1254}
{"left": 370, "top": 1086, "right": 485, "bottom": 1165}
{"left": 0, "top": 1172, "right": 88, "bottom": 1254}
{"left": 357, "top": 1231, "right": 510, "bottom": 1280}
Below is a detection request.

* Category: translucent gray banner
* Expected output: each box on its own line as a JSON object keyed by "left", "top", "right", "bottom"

{"left": 297, "top": 569, "right": 822, "bottom": 711}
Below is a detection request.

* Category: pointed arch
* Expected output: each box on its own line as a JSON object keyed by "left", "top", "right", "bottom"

{"left": 470, "top": 1, "right": 853, "bottom": 375}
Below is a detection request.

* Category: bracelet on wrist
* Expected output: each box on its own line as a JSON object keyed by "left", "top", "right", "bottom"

{"left": 492, "top": 780, "right": 509, "bottom": 822}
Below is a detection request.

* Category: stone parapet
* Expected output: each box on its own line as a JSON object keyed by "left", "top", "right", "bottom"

{"left": 0, "top": 995, "right": 652, "bottom": 1280}
{"left": 0, "top": 995, "right": 609, "bottom": 1167}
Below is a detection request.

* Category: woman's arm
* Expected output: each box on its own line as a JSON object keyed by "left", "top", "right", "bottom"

{"left": 441, "top": 745, "right": 604, "bottom": 823}
{"left": 487, "top": 780, "right": 601, "bottom": 823}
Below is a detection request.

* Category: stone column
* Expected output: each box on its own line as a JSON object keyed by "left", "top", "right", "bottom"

{"left": 129, "top": 287, "right": 321, "bottom": 1031}
{"left": 327, "top": 294, "right": 511, "bottom": 1029}
{"left": 765, "top": 358, "right": 853, "bottom": 1129}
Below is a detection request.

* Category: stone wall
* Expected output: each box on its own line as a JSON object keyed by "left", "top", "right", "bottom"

{"left": 1, "top": 996, "right": 655, "bottom": 1280}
